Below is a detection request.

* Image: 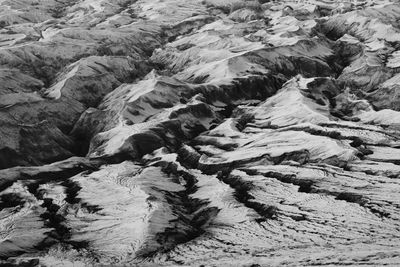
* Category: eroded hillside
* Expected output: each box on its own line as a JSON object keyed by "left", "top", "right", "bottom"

{"left": 0, "top": 0, "right": 400, "bottom": 266}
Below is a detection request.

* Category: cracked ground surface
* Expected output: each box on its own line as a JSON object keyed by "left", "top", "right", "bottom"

{"left": 0, "top": 0, "right": 400, "bottom": 266}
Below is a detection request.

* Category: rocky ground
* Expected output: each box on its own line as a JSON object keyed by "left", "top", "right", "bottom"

{"left": 0, "top": 0, "right": 400, "bottom": 266}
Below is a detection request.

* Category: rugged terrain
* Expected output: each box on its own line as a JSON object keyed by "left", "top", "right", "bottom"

{"left": 0, "top": 0, "right": 400, "bottom": 266}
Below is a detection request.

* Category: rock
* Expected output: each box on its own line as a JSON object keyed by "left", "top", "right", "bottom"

{"left": 1, "top": 0, "right": 400, "bottom": 266}
{"left": 367, "top": 73, "right": 400, "bottom": 111}
{"left": 41, "top": 56, "right": 149, "bottom": 107}
{"left": 228, "top": 8, "right": 261, "bottom": 22}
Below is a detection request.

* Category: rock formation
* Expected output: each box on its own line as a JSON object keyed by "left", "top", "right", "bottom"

{"left": 0, "top": 0, "right": 400, "bottom": 266}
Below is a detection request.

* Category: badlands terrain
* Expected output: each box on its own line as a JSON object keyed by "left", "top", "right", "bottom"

{"left": 0, "top": 0, "right": 400, "bottom": 266}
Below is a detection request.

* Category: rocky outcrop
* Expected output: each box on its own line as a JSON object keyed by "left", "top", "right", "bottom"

{"left": 1, "top": 0, "right": 400, "bottom": 266}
